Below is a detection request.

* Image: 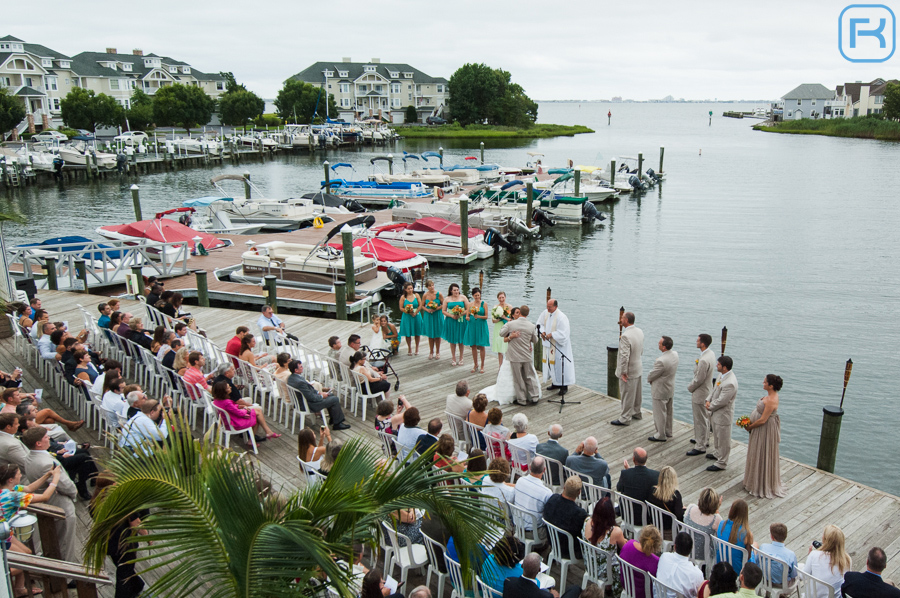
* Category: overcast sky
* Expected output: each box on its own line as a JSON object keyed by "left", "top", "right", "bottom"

{"left": 7, "top": 0, "right": 894, "bottom": 101}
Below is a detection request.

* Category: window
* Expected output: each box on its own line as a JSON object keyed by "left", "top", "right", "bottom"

{"left": 358, "top": 84, "right": 367, "bottom": 93}
{"left": 408, "top": 93, "right": 412, "bottom": 100}
{"left": 389, "top": 71, "right": 399, "bottom": 79}
{"left": 797, "top": 99, "right": 801, "bottom": 105}
{"left": 0, "top": 44, "right": 7, "bottom": 50}
{"left": 436, "top": 84, "right": 444, "bottom": 93}
{"left": 169, "top": 66, "right": 178, "bottom": 73}
{"left": 41, "top": 58, "right": 52, "bottom": 67}
{"left": 364, "top": 65, "right": 376, "bottom": 72}
{"left": 811, "top": 99, "right": 816, "bottom": 106}
{"left": 60, "top": 60, "right": 70, "bottom": 68}
{"left": 374, "top": 84, "right": 383, "bottom": 93}
{"left": 216, "top": 81, "right": 225, "bottom": 90}
{"left": 408, "top": 84, "right": 411, "bottom": 90}
{"left": 25, "top": 77, "right": 33, "bottom": 87}
{"left": 404, "top": 72, "right": 413, "bottom": 79}
{"left": 182, "top": 66, "right": 190, "bottom": 74}
{"left": 0, "top": 77, "right": 10, "bottom": 87}
{"left": 391, "top": 83, "right": 401, "bottom": 94}
{"left": 875, "top": 95, "right": 884, "bottom": 104}
{"left": 391, "top": 98, "right": 400, "bottom": 107}
{"left": 64, "top": 78, "right": 69, "bottom": 85}
{"left": 110, "top": 79, "right": 120, "bottom": 90}
{"left": 44, "top": 77, "right": 57, "bottom": 91}
{"left": 340, "top": 83, "right": 350, "bottom": 94}
{"left": 338, "top": 70, "right": 348, "bottom": 78}
{"left": 327, "top": 84, "right": 331, "bottom": 89}
{"left": 324, "top": 70, "right": 334, "bottom": 77}
{"left": 341, "top": 98, "right": 350, "bottom": 107}
{"left": 123, "top": 63, "right": 132, "bottom": 71}
{"left": 52, "top": 98, "right": 60, "bottom": 110}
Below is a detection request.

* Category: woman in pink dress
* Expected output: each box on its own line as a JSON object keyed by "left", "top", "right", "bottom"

{"left": 211, "top": 380, "right": 279, "bottom": 440}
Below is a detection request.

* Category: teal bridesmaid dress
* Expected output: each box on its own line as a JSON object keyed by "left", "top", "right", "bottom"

{"left": 421, "top": 293, "right": 444, "bottom": 339}
{"left": 463, "top": 301, "right": 490, "bottom": 347}
{"left": 442, "top": 299, "right": 468, "bottom": 344}
{"left": 398, "top": 297, "right": 424, "bottom": 339}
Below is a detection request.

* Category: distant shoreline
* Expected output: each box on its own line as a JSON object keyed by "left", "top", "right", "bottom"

{"left": 754, "top": 117, "right": 900, "bottom": 142}
{"left": 394, "top": 123, "right": 594, "bottom": 139}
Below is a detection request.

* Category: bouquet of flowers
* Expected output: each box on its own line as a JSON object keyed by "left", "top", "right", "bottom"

{"left": 735, "top": 415, "right": 752, "bottom": 430}
{"left": 390, "top": 339, "right": 400, "bottom": 353}
{"left": 404, "top": 304, "right": 417, "bottom": 317}
{"left": 450, "top": 306, "right": 466, "bottom": 319}
{"left": 491, "top": 305, "right": 508, "bottom": 320}
{"left": 427, "top": 300, "right": 440, "bottom": 310}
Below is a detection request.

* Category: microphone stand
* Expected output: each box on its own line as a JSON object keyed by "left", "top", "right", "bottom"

{"left": 546, "top": 340, "right": 580, "bottom": 413}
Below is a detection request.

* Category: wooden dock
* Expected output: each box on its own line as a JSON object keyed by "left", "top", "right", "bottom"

{"left": 5, "top": 290, "right": 900, "bottom": 592}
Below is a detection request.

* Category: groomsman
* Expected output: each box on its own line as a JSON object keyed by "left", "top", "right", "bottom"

{"left": 647, "top": 336, "right": 679, "bottom": 442}
{"left": 686, "top": 334, "right": 716, "bottom": 456}
{"left": 611, "top": 312, "right": 644, "bottom": 426}
{"left": 705, "top": 356, "right": 738, "bottom": 472}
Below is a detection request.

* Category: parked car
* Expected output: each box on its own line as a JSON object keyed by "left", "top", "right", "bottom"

{"left": 426, "top": 116, "right": 447, "bottom": 125}
{"left": 113, "top": 131, "right": 149, "bottom": 146}
{"left": 32, "top": 130, "right": 68, "bottom": 142}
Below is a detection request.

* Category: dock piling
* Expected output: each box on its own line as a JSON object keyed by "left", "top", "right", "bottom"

{"left": 659, "top": 147, "right": 665, "bottom": 174}
{"left": 459, "top": 198, "right": 469, "bottom": 255}
{"left": 263, "top": 275, "right": 278, "bottom": 313}
{"left": 574, "top": 169, "right": 581, "bottom": 197}
{"left": 638, "top": 153, "right": 643, "bottom": 181}
{"left": 480, "top": 142, "right": 484, "bottom": 165}
{"left": 438, "top": 147, "right": 444, "bottom": 166}
{"left": 526, "top": 182, "right": 534, "bottom": 226}
{"left": 340, "top": 228, "right": 356, "bottom": 299}
{"left": 73, "top": 260, "right": 88, "bottom": 294}
{"left": 131, "top": 266, "right": 145, "bottom": 296}
{"left": 817, "top": 358, "right": 852, "bottom": 473}
{"left": 243, "top": 172, "right": 251, "bottom": 199}
{"left": 130, "top": 184, "right": 142, "bottom": 221}
{"left": 334, "top": 282, "right": 347, "bottom": 321}
{"left": 323, "top": 160, "right": 330, "bottom": 189}
{"left": 607, "top": 345, "right": 620, "bottom": 398}
{"left": 610, "top": 160, "right": 616, "bottom": 188}
{"left": 195, "top": 270, "right": 209, "bottom": 307}
{"left": 387, "top": 154, "right": 393, "bottom": 175}
{"left": 44, "top": 257, "right": 58, "bottom": 291}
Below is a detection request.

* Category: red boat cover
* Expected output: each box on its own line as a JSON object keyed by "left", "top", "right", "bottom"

{"left": 100, "top": 220, "right": 226, "bottom": 251}
{"left": 406, "top": 217, "right": 484, "bottom": 238}
{"left": 328, "top": 238, "right": 420, "bottom": 263}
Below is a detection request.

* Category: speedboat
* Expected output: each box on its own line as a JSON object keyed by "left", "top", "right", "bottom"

{"left": 469, "top": 181, "right": 607, "bottom": 226}
{"left": 300, "top": 192, "right": 366, "bottom": 214}
{"left": 156, "top": 197, "right": 265, "bottom": 235}
{"left": 370, "top": 217, "right": 497, "bottom": 259}
{"left": 97, "top": 219, "right": 228, "bottom": 260}
{"left": 534, "top": 172, "right": 618, "bottom": 203}
{"left": 210, "top": 174, "right": 334, "bottom": 231}
{"left": 57, "top": 141, "right": 116, "bottom": 169}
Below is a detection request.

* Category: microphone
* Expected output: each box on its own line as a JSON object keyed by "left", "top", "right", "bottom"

{"left": 536, "top": 324, "right": 541, "bottom": 334}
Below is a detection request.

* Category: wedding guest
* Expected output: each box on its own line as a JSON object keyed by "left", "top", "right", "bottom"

{"left": 800, "top": 525, "right": 852, "bottom": 598}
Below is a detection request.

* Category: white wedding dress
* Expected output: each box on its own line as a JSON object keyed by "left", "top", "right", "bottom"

{"left": 480, "top": 360, "right": 542, "bottom": 406}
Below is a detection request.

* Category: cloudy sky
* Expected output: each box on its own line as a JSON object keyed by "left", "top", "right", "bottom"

{"left": 6, "top": 0, "right": 894, "bottom": 101}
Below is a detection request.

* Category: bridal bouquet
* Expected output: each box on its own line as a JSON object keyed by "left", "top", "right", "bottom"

{"left": 491, "top": 305, "right": 509, "bottom": 320}
{"left": 735, "top": 415, "right": 752, "bottom": 430}
{"left": 450, "top": 306, "right": 466, "bottom": 319}
{"left": 426, "top": 300, "right": 440, "bottom": 310}
{"left": 404, "top": 304, "right": 418, "bottom": 317}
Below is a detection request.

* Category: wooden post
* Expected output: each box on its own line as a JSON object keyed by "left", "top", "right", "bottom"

{"left": 480, "top": 141, "right": 484, "bottom": 165}
{"left": 243, "top": 171, "right": 251, "bottom": 199}
{"left": 534, "top": 337, "right": 543, "bottom": 374}
{"left": 526, "top": 182, "right": 534, "bottom": 225}
{"left": 387, "top": 154, "right": 394, "bottom": 175}
{"left": 73, "top": 260, "right": 88, "bottom": 294}
{"left": 263, "top": 275, "right": 277, "bottom": 313}
{"left": 546, "top": 287, "right": 552, "bottom": 301}
{"left": 478, "top": 270, "right": 484, "bottom": 290}
{"left": 459, "top": 197, "right": 469, "bottom": 255}
{"left": 334, "top": 281, "right": 347, "bottom": 321}
{"left": 27, "top": 503, "right": 66, "bottom": 594}
{"left": 659, "top": 147, "right": 665, "bottom": 173}
{"left": 438, "top": 147, "right": 444, "bottom": 166}
{"left": 610, "top": 160, "right": 616, "bottom": 187}
{"left": 195, "top": 270, "right": 209, "bottom": 307}
{"left": 721, "top": 326, "right": 728, "bottom": 355}
{"left": 323, "top": 160, "right": 330, "bottom": 189}
{"left": 607, "top": 345, "right": 620, "bottom": 398}
{"left": 574, "top": 169, "right": 581, "bottom": 197}
{"left": 130, "top": 266, "right": 144, "bottom": 296}
{"left": 44, "top": 256, "right": 58, "bottom": 291}
{"left": 637, "top": 153, "right": 643, "bottom": 181}
{"left": 340, "top": 228, "right": 356, "bottom": 299}
{"left": 816, "top": 406, "right": 844, "bottom": 473}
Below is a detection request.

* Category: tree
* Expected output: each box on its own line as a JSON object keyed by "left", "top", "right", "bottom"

{"left": 219, "top": 71, "right": 246, "bottom": 94}
{"left": 219, "top": 89, "right": 265, "bottom": 127}
{"left": 59, "top": 88, "right": 124, "bottom": 132}
{"left": 85, "top": 417, "right": 499, "bottom": 598}
{"left": 152, "top": 84, "right": 215, "bottom": 132}
{"left": 883, "top": 81, "right": 900, "bottom": 120}
{"left": 448, "top": 63, "right": 538, "bottom": 127}
{"left": 274, "top": 79, "right": 338, "bottom": 124}
{"left": 405, "top": 105, "right": 418, "bottom": 123}
{"left": 0, "top": 88, "right": 26, "bottom": 137}
{"left": 125, "top": 89, "right": 154, "bottom": 130}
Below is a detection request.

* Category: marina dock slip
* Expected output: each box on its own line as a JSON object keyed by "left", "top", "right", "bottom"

{"left": 7, "top": 290, "right": 900, "bottom": 591}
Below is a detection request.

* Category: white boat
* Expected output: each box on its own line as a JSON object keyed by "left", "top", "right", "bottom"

{"left": 283, "top": 124, "right": 318, "bottom": 148}
{"left": 535, "top": 172, "right": 618, "bottom": 202}
{"left": 391, "top": 199, "right": 539, "bottom": 238}
{"left": 57, "top": 142, "right": 116, "bottom": 169}
{"left": 370, "top": 217, "right": 497, "bottom": 259}
{"left": 97, "top": 219, "right": 229, "bottom": 260}
{"left": 157, "top": 197, "right": 265, "bottom": 235}
{"left": 210, "top": 174, "right": 337, "bottom": 231}
{"left": 468, "top": 183, "right": 607, "bottom": 226}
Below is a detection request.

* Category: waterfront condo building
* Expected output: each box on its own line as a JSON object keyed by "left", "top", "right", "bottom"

{"left": 287, "top": 58, "right": 449, "bottom": 123}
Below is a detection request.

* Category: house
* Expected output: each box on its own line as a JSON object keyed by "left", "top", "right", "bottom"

{"left": 287, "top": 58, "right": 449, "bottom": 123}
{"left": 780, "top": 84, "right": 833, "bottom": 120}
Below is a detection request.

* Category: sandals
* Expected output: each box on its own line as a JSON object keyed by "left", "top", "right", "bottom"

{"left": 470, "top": 367, "right": 478, "bottom": 373}
{"left": 480, "top": 367, "right": 485, "bottom": 374}
{"left": 266, "top": 433, "right": 282, "bottom": 439}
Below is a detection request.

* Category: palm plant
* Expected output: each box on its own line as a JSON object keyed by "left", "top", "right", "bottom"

{"left": 85, "top": 416, "right": 502, "bottom": 598}
{"left": 0, "top": 209, "right": 26, "bottom": 307}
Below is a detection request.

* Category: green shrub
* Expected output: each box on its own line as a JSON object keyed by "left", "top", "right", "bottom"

{"left": 405, "top": 105, "right": 418, "bottom": 123}
{"left": 58, "top": 127, "right": 79, "bottom": 138}
{"left": 254, "top": 113, "right": 283, "bottom": 127}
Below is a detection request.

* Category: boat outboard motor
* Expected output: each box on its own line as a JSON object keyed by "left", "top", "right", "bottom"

{"left": 645, "top": 168, "right": 662, "bottom": 184}
{"left": 582, "top": 201, "right": 607, "bottom": 223}
{"left": 343, "top": 199, "right": 366, "bottom": 213}
{"left": 628, "top": 175, "right": 648, "bottom": 192}
{"left": 484, "top": 228, "right": 523, "bottom": 254}
{"left": 386, "top": 266, "right": 410, "bottom": 294}
{"left": 532, "top": 208, "right": 556, "bottom": 228}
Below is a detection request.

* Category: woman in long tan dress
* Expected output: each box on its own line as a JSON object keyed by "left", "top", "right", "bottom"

{"left": 743, "top": 374, "right": 786, "bottom": 498}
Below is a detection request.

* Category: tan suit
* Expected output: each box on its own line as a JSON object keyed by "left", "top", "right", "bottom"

{"left": 445, "top": 393, "right": 473, "bottom": 420}
{"left": 647, "top": 349, "right": 679, "bottom": 439}
{"left": 0, "top": 432, "right": 30, "bottom": 470}
{"left": 687, "top": 349, "right": 716, "bottom": 450}
{"left": 25, "top": 450, "right": 78, "bottom": 563}
{"left": 615, "top": 325, "right": 644, "bottom": 423}
{"left": 707, "top": 370, "right": 738, "bottom": 468}
{"left": 499, "top": 317, "right": 541, "bottom": 403}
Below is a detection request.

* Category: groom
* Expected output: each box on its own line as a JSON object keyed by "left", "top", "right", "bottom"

{"left": 499, "top": 305, "right": 541, "bottom": 405}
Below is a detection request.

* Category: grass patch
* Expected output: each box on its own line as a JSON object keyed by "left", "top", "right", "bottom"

{"left": 394, "top": 123, "right": 594, "bottom": 138}
{"left": 754, "top": 116, "right": 900, "bottom": 141}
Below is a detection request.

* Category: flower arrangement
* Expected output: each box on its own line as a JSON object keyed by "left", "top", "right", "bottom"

{"left": 491, "top": 304, "right": 511, "bottom": 320}
{"left": 404, "top": 304, "right": 417, "bottom": 317}
{"left": 390, "top": 339, "right": 400, "bottom": 352}
{"left": 426, "top": 300, "right": 440, "bottom": 310}
{"left": 469, "top": 304, "right": 480, "bottom": 315}
{"left": 450, "top": 306, "right": 466, "bottom": 319}
{"left": 736, "top": 415, "right": 751, "bottom": 430}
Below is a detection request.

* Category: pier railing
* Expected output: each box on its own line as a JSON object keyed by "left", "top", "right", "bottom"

{"left": 8, "top": 238, "right": 192, "bottom": 290}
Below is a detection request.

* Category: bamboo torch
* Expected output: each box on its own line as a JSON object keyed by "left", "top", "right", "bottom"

{"left": 479, "top": 269, "right": 484, "bottom": 290}
{"left": 839, "top": 358, "right": 853, "bottom": 410}
{"left": 618, "top": 306, "right": 625, "bottom": 337}
{"left": 721, "top": 326, "right": 728, "bottom": 356}
{"left": 546, "top": 287, "right": 552, "bottom": 301}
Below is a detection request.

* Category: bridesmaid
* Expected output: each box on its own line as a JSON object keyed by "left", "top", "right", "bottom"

{"left": 491, "top": 291, "right": 512, "bottom": 367}
{"left": 463, "top": 287, "right": 490, "bottom": 373}
{"left": 398, "top": 282, "right": 424, "bottom": 356}
{"left": 742, "top": 374, "right": 786, "bottom": 498}
{"left": 441, "top": 283, "right": 469, "bottom": 366}
{"left": 421, "top": 280, "right": 444, "bottom": 360}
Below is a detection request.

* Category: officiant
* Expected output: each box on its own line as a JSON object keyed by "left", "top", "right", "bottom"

{"left": 536, "top": 298, "right": 576, "bottom": 395}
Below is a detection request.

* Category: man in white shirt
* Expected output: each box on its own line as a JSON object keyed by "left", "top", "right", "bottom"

{"left": 101, "top": 379, "right": 129, "bottom": 419}
{"left": 120, "top": 400, "right": 168, "bottom": 454}
{"left": 37, "top": 323, "right": 58, "bottom": 360}
{"left": 513, "top": 456, "right": 552, "bottom": 539}
{"left": 257, "top": 305, "right": 297, "bottom": 344}
{"left": 656, "top": 532, "right": 704, "bottom": 598}
{"left": 91, "top": 360, "right": 122, "bottom": 397}
{"left": 446, "top": 380, "right": 472, "bottom": 420}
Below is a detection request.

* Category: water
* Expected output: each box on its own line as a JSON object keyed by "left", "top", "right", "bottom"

{"left": 3, "top": 102, "right": 899, "bottom": 494}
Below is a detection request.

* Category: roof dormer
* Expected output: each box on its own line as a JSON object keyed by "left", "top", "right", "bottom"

{"left": 389, "top": 71, "right": 399, "bottom": 79}
{"left": 123, "top": 63, "right": 132, "bottom": 71}
{"left": 181, "top": 66, "right": 190, "bottom": 74}
{"left": 59, "top": 60, "right": 71, "bottom": 69}
{"left": 41, "top": 58, "right": 52, "bottom": 68}
{"left": 338, "top": 70, "right": 348, "bottom": 78}
{"left": 364, "top": 65, "right": 377, "bottom": 73}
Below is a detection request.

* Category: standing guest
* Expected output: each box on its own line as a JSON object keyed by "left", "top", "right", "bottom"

{"left": 225, "top": 326, "right": 249, "bottom": 357}
{"left": 420, "top": 279, "right": 444, "bottom": 360}
{"left": 499, "top": 305, "right": 542, "bottom": 406}
{"left": 116, "top": 312, "right": 133, "bottom": 338}
{"left": 705, "top": 356, "right": 739, "bottom": 472}
{"left": 446, "top": 379, "right": 472, "bottom": 419}
{"left": 360, "top": 568, "right": 404, "bottom": 598}
{"left": 543, "top": 476, "right": 588, "bottom": 559}
{"left": 415, "top": 419, "right": 442, "bottom": 456}
{"left": 374, "top": 396, "right": 411, "bottom": 435}
{"left": 211, "top": 381, "right": 279, "bottom": 441}
{"left": 513, "top": 457, "right": 552, "bottom": 541}
{"left": 750, "top": 523, "right": 798, "bottom": 589}
{"left": 647, "top": 336, "right": 679, "bottom": 442}
{"left": 89, "top": 476, "right": 148, "bottom": 598}
{"left": 162, "top": 340, "right": 182, "bottom": 370}
{"left": 396, "top": 407, "right": 425, "bottom": 460}
{"left": 441, "top": 283, "right": 469, "bottom": 367}
{"left": 367, "top": 315, "right": 387, "bottom": 351}
{"left": 611, "top": 311, "right": 643, "bottom": 426}
{"left": 619, "top": 526, "right": 662, "bottom": 598}
{"left": 491, "top": 291, "right": 513, "bottom": 367}
{"left": 800, "top": 525, "right": 852, "bottom": 598}
{"left": 287, "top": 360, "right": 349, "bottom": 430}
{"left": 687, "top": 334, "right": 717, "bottom": 456}
{"left": 648, "top": 466, "right": 684, "bottom": 536}
{"left": 97, "top": 302, "right": 112, "bottom": 329}
{"left": 297, "top": 426, "right": 331, "bottom": 467}
{"left": 699, "top": 561, "right": 739, "bottom": 598}
{"left": 716, "top": 499, "right": 755, "bottom": 572}
{"left": 398, "top": 282, "right": 424, "bottom": 356}
{"left": 536, "top": 299, "right": 575, "bottom": 395}
{"left": 656, "top": 532, "right": 704, "bottom": 598}
{"left": 463, "top": 287, "right": 490, "bottom": 374}
{"left": 683, "top": 487, "right": 723, "bottom": 563}
{"left": 616, "top": 447, "right": 659, "bottom": 525}
{"left": 743, "top": 374, "right": 786, "bottom": 497}
{"left": 565, "top": 436, "right": 610, "bottom": 488}
{"left": 351, "top": 351, "right": 391, "bottom": 400}
{"left": 841, "top": 547, "right": 900, "bottom": 598}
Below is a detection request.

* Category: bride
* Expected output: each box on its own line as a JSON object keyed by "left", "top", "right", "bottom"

{"left": 479, "top": 307, "right": 542, "bottom": 406}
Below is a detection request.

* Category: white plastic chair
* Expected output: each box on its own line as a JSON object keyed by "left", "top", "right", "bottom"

{"left": 443, "top": 412, "right": 468, "bottom": 451}
{"left": 543, "top": 518, "right": 582, "bottom": 590}
{"left": 296, "top": 455, "right": 326, "bottom": 488}
{"left": 507, "top": 440, "right": 533, "bottom": 480}
{"left": 463, "top": 420, "right": 486, "bottom": 453}
{"left": 350, "top": 369, "right": 385, "bottom": 421}
{"left": 212, "top": 403, "right": 258, "bottom": 454}
{"left": 579, "top": 537, "right": 616, "bottom": 591}
{"left": 616, "top": 493, "right": 647, "bottom": 540}
{"left": 476, "top": 576, "right": 502, "bottom": 598}
{"left": 616, "top": 554, "right": 652, "bottom": 598}
{"left": 646, "top": 501, "right": 678, "bottom": 552}
{"left": 753, "top": 546, "right": 794, "bottom": 598}
{"left": 421, "top": 531, "right": 448, "bottom": 598}
{"left": 796, "top": 567, "right": 836, "bottom": 598}
{"left": 673, "top": 520, "right": 714, "bottom": 572}
{"left": 711, "top": 533, "right": 749, "bottom": 573}
{"left": 508, "top": 502, "right": 542, "bottom": 554}
{"left": 541, "top": 455, "right": 565, "bottom": 492}
{"left": 650, "top": 572, "right": 690, "bottom": 598}
{"left": 382, "top": 521, "right": 428, "bottom": 593}
{"left": 443, "top": 554, "right": 474, "bottom": 598}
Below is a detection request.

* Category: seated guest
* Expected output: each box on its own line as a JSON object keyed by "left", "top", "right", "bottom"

{"left": 326, "top": 336, "right": 341, "bottom": 361}
{"left": 716, "top": 562, "right": 763, "bottom": 598}
{"left": 446, "top": 380, "right": 472, "bottom": 419}
{"left": 173, "top": 321, "right": 189, "bottom": 340}
{"left": 466, "top": 393, "right": 489, "bottom": 426}
{"left": 699, "top": 561, "right": 738, "bottom": 598}
{"left": 101, "top": 377, "right": 129, "bottom": 419}
{"left": 683, "top": 487, "right": 723, "bottom": 563}
{"left": 171, "top": 346, "right": 190, "bottom": 375}
{"left": 396, "top": 407, "right": 425, "bottom": 459}
{"left": 124, "top": 390, "right": 146, "bottom": 419}
{"left": 37, "top": 323, "right": 58, "bottom": 360}
{"left": 482, "top": 532, "right": 526, "bottom": 593}
{"left": 119, "top": 400, "right": 169, "bottom": 452}
{"left": 286, "top": 360, "right": 349, "bottom": 430}
{"left": 211, "top": 380, "right": 279, "bottom": 441}
{"left": 415, "top": 418, "right": 442, "bottom": 456}
{"left": 502, "top": 552, "right": 557, "bottom": 598}
{"left": 536, "top": 423, "right": 568, "bottom": 475}
{"left": 18, "top": 414, "right": 97, "bottom": 500}
{"left": 351, "top": 351, "right": 391, "bottom": 400}
{"left": 146, "top": 282, "right": 164, "bottom": 306}
{"left": 91, "top": 359, "right": 121, "bottom": 396}
{"left": 513, "top": 457, "right": 552, "bottom": 540}
{"left": 127, "top": 317, "right": 152, "bottom": 350}
{"left": 258, "top": 304, "right": 296, "bottom": 344}
{"left": 29, "top": 309, "right": 49, "bottom": 340}
{"left": 0, "top": 413, "right": 30, "bottom": 468}
{"left": 25, "top": 297, "right": 41, "bottom": 321}
{"left": 657, "top": 532, "right": 704, "bottom": 598}
{"left": 464, "top": 448, "right": 487, "bottom": 482}
{"left": 319, "top": 439, "right": 343, "bottom": 475}
{"left": 272, "top": 352, "right": 293, "bottom": 381}
{"left": 583, "top": 496, "right": 627, "bottom": 554}
{"left": 480, "top": 457, "right": 516, "bottom": 510}
{"left": 375, "top": 396, "right": 411, "bottom": 436}
{"left": 239, "top": 334, "right": 273, "bottom": 367}
{"left": 162, "top": 340, "right": 182, "bottom": 370}
{"left": 360, "top": 569, "right": 404, "bottom": 598}
{"left": 0, "top": 368, "right": 23, "bottom": 389}
{"left": 749, "top": 523, "right": 798, "bottom": 589}
{"left": 154, "top": 330, "right": 176, "bottom": 360}
{"left": 161, "top": 292, "right": 188, "bottom": 321}
{"left": 107, "top": 299, "right": 121, "bottom": 315}
{"left": 297, "top": 426, "right": 331, "bottom": 467}
{"left": 116, "top": 312, "right": 133, "bottom": 338}
{"left": 619, "top": 526, "right": 662, "bottom": 598}
{"left": 150, "top": 326, "right": 168, "bottom": 354}
{"left": 183, "top": 352, "right": 215, "bottom": 390}
{"left": 226, "top": 326, "right": 250, "bottom": 357}
{"left": 616, "top": 447, "right": 659, "bottom": 525}
{"left": 800, "top": 525, "right": 852, "bottom": 598}
{"left": 565, "top": 436, "right": 610, "bottom": 488}
{"left": 647, "top": 466, "right": 684, "bottom": 536}
{"left": 338, "top": 335, "right": 362, "bottom": 367}
{"left": 106, "top": 311, "right": 122, "bottom": 338}
{"left": 73, "top": 349, "right": 101, "bottom": 385}
{"left": 483, "top": 407, "right": 509, "bottom": 440}
{"left": 842, "top": 546, "right": 900, "bottom": 598}
{"left": 4, "top": 388, "right": 83, "bottom": 431}
{"left": 97, "top": 302, "right": 112, "bottom": 329}
{"left": 716, "top": 499, "right": 755, "bottom": 573}
{"left": 543, "top": 476, "right": 588, "bottom": 559}
{"left": 508, "top": 413, "right": 539, "bottom": 469}
{"left": 432, "top": 433, "right": 465, "bottom": 473}
{"left": 154, "top": 290, "right": 173, "bottom": 311}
